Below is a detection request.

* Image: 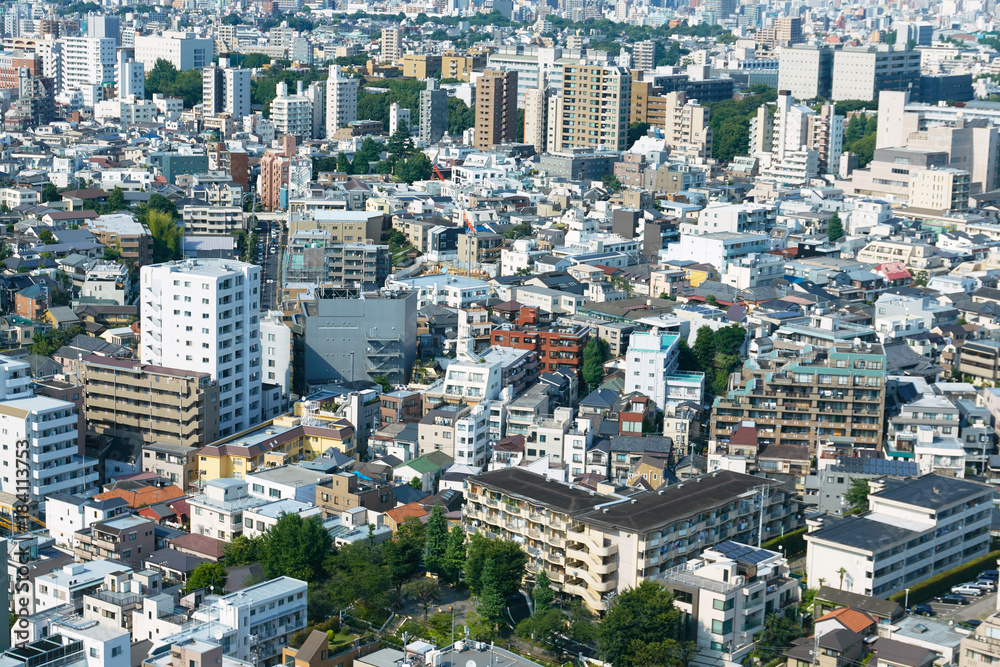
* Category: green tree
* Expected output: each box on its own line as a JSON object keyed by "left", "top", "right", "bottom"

{"left": 147, "top": 210, "right": 182, "bottom": 263}
{"left": 38, "top": 229, "right": 56, "bottom": 244}
{"left": 42, "top": 183, "right": 61, "bottom": 203}
{"left": 383, "top": 517, "right": 424, "bottom": 593}
{"left": 827, "top": 211, "right": 844, "bottom": 241}
{"left": 372, "top": 374, "right": 391, "bottom": 393}
{"left": 845, "top": 478, "right": 870, "bottom": 513}
{"left": 395, "top": 152, "right": 433, "bottom": 184}
{"left": 714, "top": 324, "right": 747, "bottom": 357}
{"left": 464, "top": 534, "right": 527, "bottom": 597}
{"left": 402, "top": 578, "right": 440, "bottom": 620}
{"left": 145, "top": 193, "right": 179, "bottom": 219}
{"left": 845, "top": 114, "right": 866, "bottom": 145}
{"left": 598, "top": 581, "right": 684, "bottom": 667}
{"left": 224, "top": 534, "right": 263, "bottom": 566}
{"left": 424, "top": 505, "right": 449, "bottom": 575}
{"left": 386, "top": 127, "right": 415, "bottom": 158}
{"left": 913, "top": 270, "right": 929, "bottom": 286}
{"left": 259, "top": 513, "right": 333, "bottom": 581}
{"left": 602, "top": 174, "right": 622, "bottom": 191}
{"left": 336, "top": 152, "right": 353, "bottom": 174}
{"left": 532, "top": 568, "right": 554, "bottom": 611}
{"left": 692, "top": 326, "right": 716, "bottom": 371}
{"left": 184, "top": 562, "right": 227, "bottom": 594}
{"left": 476, "top": 557, "right": 507, "bottom": 629}
{"left": 628, "top": 122, "right": 650, "bottom": 148}
{"left": 704, "top": 294, "right": 718, "bottom": 306}
{"left": 448, "top": 97, "right": 475, "bottom": 135}
{"left": 515, "top": 607, "right": 566, "bottom": 651}
{"left": 443, "top": 525, "right": 466, "bottom": 583}
{"left": 851, "top": 132, "right": 877, "bottom": 167}
{"left": 752, "top": 613, "right": 804, "bottom": 658}
{"left": 107, "top": 186, "right": 126, "bottom": 212}
{"left": 582, "top": 337, "right": 608, "bottom": 393}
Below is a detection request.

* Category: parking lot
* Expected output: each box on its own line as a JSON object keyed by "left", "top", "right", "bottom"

{"left": 915, "top": 589, "right": 997, "bottom": 624}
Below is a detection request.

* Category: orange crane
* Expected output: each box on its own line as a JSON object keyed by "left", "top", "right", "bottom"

{"left": 432, "top": 165, "right": 446, "bottom": 181}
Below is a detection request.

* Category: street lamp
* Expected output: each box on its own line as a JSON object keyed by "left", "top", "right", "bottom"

{"left": 905, "top": 588, "right": 910, "bottom": 609}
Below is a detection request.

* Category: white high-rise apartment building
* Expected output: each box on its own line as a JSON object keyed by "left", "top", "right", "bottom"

{"left": 0, "top": 356, "right": 98, "bottom": 504}
{"left": 135, "top": 31, "right": 213, "bottom": 73}
{"left": 60, "top": 36, "right": 115, "bottom": 103}
{"left": 380, "top": 27, "right": 402, "bottom": 63}
{"left": 117, "top": 48, "right": 144, "bottom": 99}
{"left": 270, "top": 80, "right": 314, "bottom": 138}
{"left": 224, "top": 67, "right": 250, "bottom": 118}
{"left": 389, "top": 101, "right": 410, "bottom": 136}
{"left": 306, "top": 81, "right": 324, "bottom": 139}
{"left": 140, "top": 259, "right": 262, "bottom": 437}
{"left": 326, "top": 65, "right": 358, "bottom": 138}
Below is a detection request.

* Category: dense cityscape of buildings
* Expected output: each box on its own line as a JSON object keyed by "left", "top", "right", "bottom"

{"left": 1, "top": 0, "right": 1000, "bottom": 666}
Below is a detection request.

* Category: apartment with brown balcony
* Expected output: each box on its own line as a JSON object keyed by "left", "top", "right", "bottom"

{"left": 465, "top": 467, "right": 798, "bottom": 613}
{"left": 74, "top": 515, "right": 156, "bottom": 569}
{"left": 316, "top": 471, "right": 395, "bottom": 518}
{"left": 84, "top": 355, "right": 221, "bottom": 451}
{"left": 711, "top": 342, "right": 887, "bottom": 454}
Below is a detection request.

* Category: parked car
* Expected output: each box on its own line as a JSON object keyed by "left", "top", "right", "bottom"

{"left": 951, "top": 584, "right": 984, "bottom": 596}
{"left": 961, "top": 620, "right": 984, "bottom": 630}
{"left": 937, "top": 593, "right": 970, "bottom": 605}
{"left": 977, "top": 579, "right": 997, "bottom": 592}
{"left": 980, "top": 570, "right": 999, "bottom": 582}
{"left": 911, "top": 603, "right": 936, "bottom": 616}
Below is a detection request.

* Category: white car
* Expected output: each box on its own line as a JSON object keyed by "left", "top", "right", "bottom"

{"left": 952, "top": 583, "right": 985, "bottom": 596}
{"left": 267, "top": 279, "right": 274, "bottom": 284}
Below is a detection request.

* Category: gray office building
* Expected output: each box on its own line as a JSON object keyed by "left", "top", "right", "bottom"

{"left": 301, "top": 289, "right": 418, "bottom": 388}
{"left": 419, "top": 78, "right": 448, "bottom": 144}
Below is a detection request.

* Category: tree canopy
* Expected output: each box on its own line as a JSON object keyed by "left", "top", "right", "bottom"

{"left": 598, "top": 581, "right": 691, "bottom": 667}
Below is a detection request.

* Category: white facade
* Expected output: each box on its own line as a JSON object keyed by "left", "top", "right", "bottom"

{"left": 140, "top": 259, "right": 262, "bottom": 437}
{"left": 455, "top": 400, "right": 491, "bottom": 467}
{"left": 0, "top": 396, "right": 98, "bottom": 504}
{"left": 224, "top": 67, "right": 250, "bottom": 119}
{"left": 326, "top": 65, "right": 358, "bottom": 138}
{"left": 260, "top": 310, "right": 291, "bottom": 398}
{"left": 389, "top": 102, "right": 410, "bottom": 136}
{"left": 805, "top": 474, "right": 992, "bottom": 597}
{"left": 45, "top": 495, "right": 128, "bottom": 548}
{"left": 246, "top": 467, "right": 332, "bottom": 504}
{"left": 116, "top": 53, "right": 144, "bottom": 99}
{"left": 82, "top": 262, "right": 130, "bottom": 305}
{"left": 624, "top": 332, "right": 681, "bottom": 408}
{"left": 188, "top": 479, "right": 267, "bottom": 543}
{"left": 134, "top": 32, "right": 213, "bottom": 72}
{"left": 51, "top": 616, "right": 130, "bottom": 667}
{"left": 242, "top": 500, "right": 322, "bottom": 538}
{"left": 270, "top": 81, "right": 314, "bottom": 138}
{"left": 60, "top": 36, "right": 115, "bottom": 101}
{"left": 34, "top": 561, "right": 131, "bottom": 616}
{"left": 663, "top": 232, "right": 771, "bottom": 272}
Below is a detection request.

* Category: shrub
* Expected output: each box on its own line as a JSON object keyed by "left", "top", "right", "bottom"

{"left": 888, "top": 550, "right": 1000, "bottom": 604}
{"left": 763, "top": 528, "right": 808, "bottom": 558}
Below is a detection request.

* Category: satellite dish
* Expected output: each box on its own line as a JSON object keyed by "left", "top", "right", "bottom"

{"left": 466, "top": 662, "right": 477, "bottom": 667}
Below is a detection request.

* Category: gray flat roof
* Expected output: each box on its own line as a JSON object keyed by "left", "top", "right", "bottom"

{"left": 875, "top": 474, "right": 991, "bottom": 511}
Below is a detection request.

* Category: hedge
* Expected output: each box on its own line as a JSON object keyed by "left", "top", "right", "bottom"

{"left": 888, "top": 549, "right": 1000, "bottom": 604}
{"left": 763, "top": 527, "right": 808, "bottom": 558}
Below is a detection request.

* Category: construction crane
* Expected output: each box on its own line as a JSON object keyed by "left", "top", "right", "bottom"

{"left": 432, "top": 165, "right": 446, "bottom": 181}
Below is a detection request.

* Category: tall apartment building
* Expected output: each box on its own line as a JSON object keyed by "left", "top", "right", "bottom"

{"left": 86, "top": 13, "right": 121, "bottom": 45}
{"left": 756, "top": 17, "right": 803, "bottom": 49}
{"left": 139, "top": 259, "right": 262, "bottom": 438}
{"left": 259, "top": 135, "right": 309, "bottom": 211}
{"left": 465, "top": 467, "right": 799, "bottom": 612}
{"left": 380, "top": 26, "right": 403, "bottom": 63}
{"left": 807, "top": 103, "right": 844, "bottom": 175}
{"left": 908, "top": 167, "right": 970, "bottom": 212}
{"left": 523, "top": 80, "right": 551, "bottom": 154}
{"left": 558, "top": 63, "right": 631, "bottom": 151}
{"left": 805, "top": 474, "right": 992, "bottom": 597}
{"left": 201, "top": 61, "right": 250, "bottom": 119}
{"left": 419, "top": 78, "right": 448, "bottom": 144}
{"left": 83, "top": 355, "right": 221, "bottom": 451}
{"left": 777, "top": 45, "right": 833, "bottom": 100}
{"left": 60, "top": 36, "right": 115, "bottom": 105}
{"left": 632, "top": 40, "right": 655, "bottom": 71}
{"left": 270, "top": 80, "right": 314, "bottom": 138}
{"left": 116, "top": 48, "right": 144, "bottom": 99}
{"left": 831, "top": 46, "right": 920, "bottom": 101}
{"left": 662, "top": 91, "right": 712, "bottom": 159}
{"left": 474, "top": 69, "right": 518, "bottom": 151}
{"left": 325, "top": 65, "right": 358, "bottom": 138}
{"left": 711, "top": 342, "right": 887, "bottom": 453}
{"left": 134, "top": 32, "right": 213, "bottom": 72}
{"left": 389, "top": 102, "right": 410, "bottom": 136}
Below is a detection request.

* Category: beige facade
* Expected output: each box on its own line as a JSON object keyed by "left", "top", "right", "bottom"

{"left": 84, "top": 356, "right": 221, "bottom": 451}
{"left": 559, "top": 63, "right": 631, "bottom": 151}
{"left": 142, "top": 442, "right": 201, "bottom": 490}
{"left": 908, "top": 168, "right": 971, "bottom": 213}
{"left": 465, "top": 467, "right": 798, "bottom": 613}
{"left": 380, "top": 27, "right": 402, "bottom": 63}
{"left": 663, "top": 91, "right": 712, "bottom": 159}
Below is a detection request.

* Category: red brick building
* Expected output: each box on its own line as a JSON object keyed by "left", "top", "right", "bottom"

{"left": 491, "top": 307, "right": 590, "bottom": 376}
{"left": 14, "top": 284, "right": 48, "bottom": 320}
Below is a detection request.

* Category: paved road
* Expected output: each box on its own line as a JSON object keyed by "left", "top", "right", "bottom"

{"left": 255, "top": 219, "right": 283, "bottom": 310}
{"left": 924, "top": 590, "right": 997, "bottom": 622}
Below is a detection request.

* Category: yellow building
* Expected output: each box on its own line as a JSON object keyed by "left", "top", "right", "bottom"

{"left": 366, "top": 197, "right": 392, "bottom": 214}
{"left": 441, "top": 52, "right": 487, "bottom": 81}
{"left": 401, "top": 55, "right": 442, "bottom": 79}
{"left": 196, "top": 413, "right": 355, "bottom": 482}
{"left": 685, "top": 263, "right": 719, "bottom": 287}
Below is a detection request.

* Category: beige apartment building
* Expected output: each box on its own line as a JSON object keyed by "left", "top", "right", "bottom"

{"left": 141, "top": 442, "right": 201, "bottom": 490}
{"left": 559, "top": 63, "right": 631, "bottom": 151}
{"left": 380, "top": 27, "right": 402, "bottom": 63}
{"left": 961, "top": 613, "right": 1000, "bottom": 667}
{"left": 663, "top": 91, "right": 712, "bottom": 159}
{"left": 465, "top": 467, "right": 798, "bottom": 612}
{"left": 84, "top": 355, "right": 221, "bottom": 451}
{"left": 856, "top": 240, "right": 946, "bottom": 271}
